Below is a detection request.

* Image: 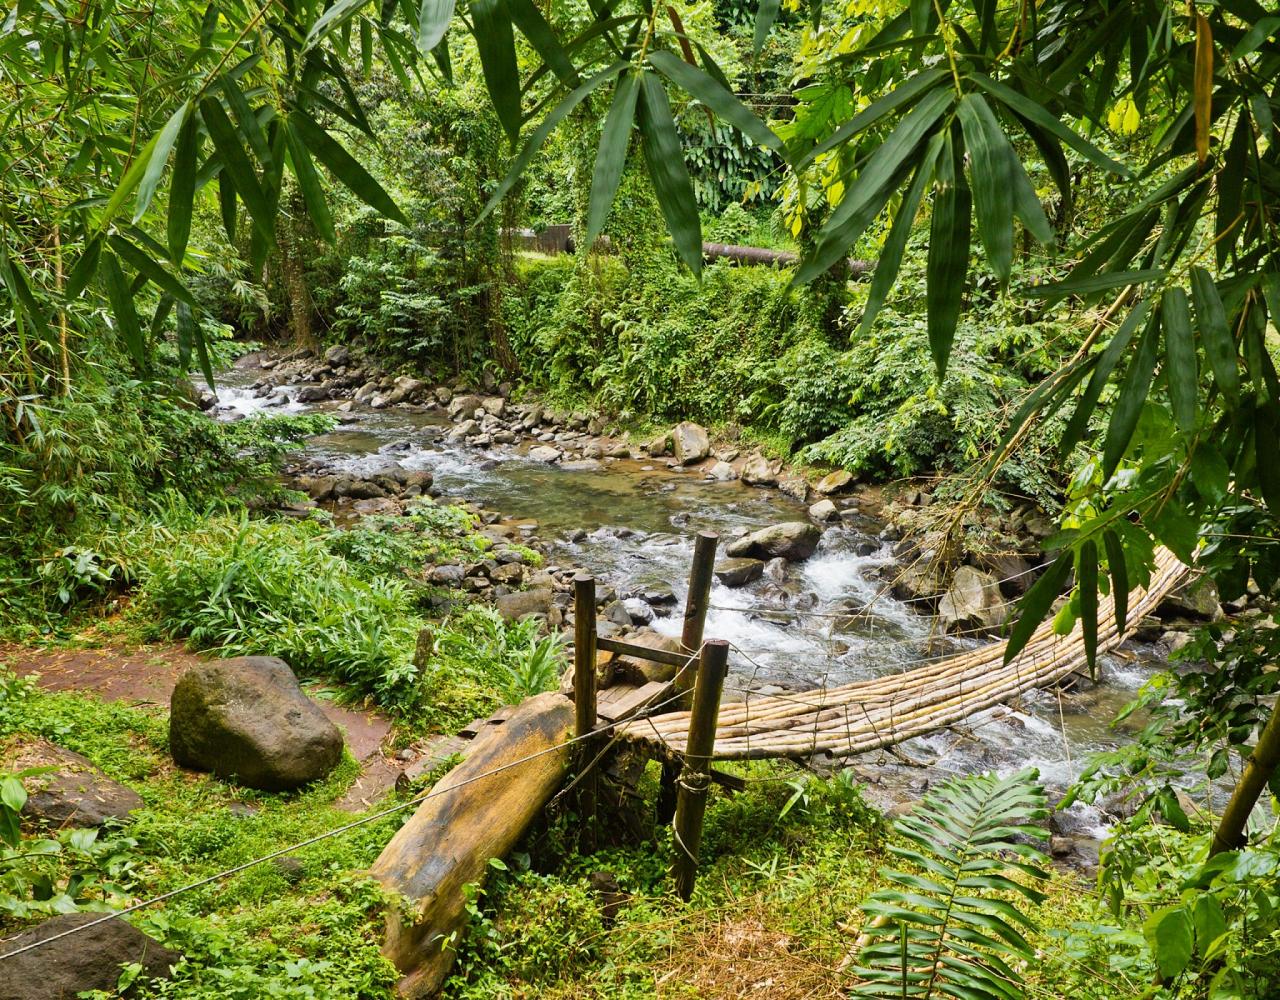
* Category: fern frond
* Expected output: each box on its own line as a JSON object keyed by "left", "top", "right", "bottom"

{"left": 853, "top": 768, "right": 1049, "bottom": 1000}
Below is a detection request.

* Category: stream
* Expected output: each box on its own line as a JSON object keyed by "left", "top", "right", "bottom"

{"left": 215, "top": 361, "right": 1166, "bottom": 844}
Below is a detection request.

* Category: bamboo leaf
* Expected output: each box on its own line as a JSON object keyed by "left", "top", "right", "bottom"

{"left": 472, "top": 0, "right": 522, "bottom": 141}
{"left": 306, "top": 0, "right": 372, "bottom": 51}
{"left": 638, "top": 72, "right": 702, "bottom": 277}
{"left": 1079, "top": 539, "right": 1098, "bottom": 669}
{"left": 101, "top": 252, "right": 146, "bottom": 371}
{"left": 108, "top": 235, "right": 196, "bottom": 307}
{"left": 284, "top": 120, "right": 337, "bottom": 243}
{"left": 200, "top": 98, "right": 274, "bottom": 243}
{"left": 648, "top": 50, "right": 782, "bottom": 152}
{"left": 508, "top": 0, "right": 579, "bottom": 86}
{"left": 1004, "top": 550, "right": 1071, "bottom": 666}
{"left": 1102, "top": 313, "right": 1160, "bottom": 478}
{"left": 1190, "top": 266, "right": 1239, "bottom": 405}
{"left": 585, "top": 71, "right": 640, "bottom": 248}
{"left": 927, "top": 126, "right": 971, "bottom": 378}
{"left": 134, "top": 102, "right": 188, "bottom": 223}
{"left": 417, "top": 0, "right": 454, "bottom": 53}
{"left": 1163, "top": 286, "right": 1197, "bottom": 433}
{"left": 167, "top": 113, "right": 199, "bottom": 265}
{"left": 753, "top": 0, "right": 780, "bottom": 57}
{"left": 957, "top": 93, "right": 1013, "bottom": 286}
{"left": 1257, "top": 402, "right": 1280, "bottom": 514}
{"left": 288, "top": 110, "right": 407, "bottom": 224}
{"left": 1194, "top": 12, "right": 1213, "bottom": 170}
{"left": 1104, "top": 529, "right": 1129, "bottom": 635}
{"left": 64, "top": 234, "right": 103, "bottom": 301}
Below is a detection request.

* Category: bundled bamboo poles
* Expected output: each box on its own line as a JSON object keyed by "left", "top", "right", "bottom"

{"left": 623, "top": 547, "right": 1188, "bottom": 761}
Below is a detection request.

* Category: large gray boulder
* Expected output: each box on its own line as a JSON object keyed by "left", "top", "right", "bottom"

{"left": 725, "top": 522, "right": 822, "bottom": 562}
{"left": 1158, "top": 577, "right": 1224, "bottom": 621}
{"left": 714, "top": 557, "right": 765, "bottom": 587}
{"left": 169, "top": 657, "right": 343, "bottom": 791}
{"left": 672, "top": 422, "right": 710, "bottom": 465}
{"left": 0, "top": 913, "right": 179, "bottom": 999}
{"left": 495, "top": 587, "right": 554, "bottom": 622}
{"left": 938, "top": 566, "right": 1007, "bottom": 635}
{"left": 740, "top": 454, "right": 777, "bottom": 486}
{"left": 11, "top": 739, "right": 143, "bottom": 828}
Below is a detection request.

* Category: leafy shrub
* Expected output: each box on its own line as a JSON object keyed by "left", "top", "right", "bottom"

{"left": 137, "top": 514, "right": 423, "bottom": 706}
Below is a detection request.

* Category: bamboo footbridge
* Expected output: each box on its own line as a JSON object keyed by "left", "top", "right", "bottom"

{"left": 616, "top": 544, "right": 1190, "bottom": 762}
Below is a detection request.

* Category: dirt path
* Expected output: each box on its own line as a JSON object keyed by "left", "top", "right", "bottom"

{"left": 2, "top": 643, "right": 399, "bottom": 810}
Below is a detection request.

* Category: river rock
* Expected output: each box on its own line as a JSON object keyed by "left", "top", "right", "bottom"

{"left": 614, "top": 631, "right": 685, "bottom": 684}
{"left": 480, "top": 396, "right": 506, "bottom": 417}
{"left": 448, "top": 394, "right": 483, "bottom": 420}
{"left": 622, "top": 598, "right": 655, "bottom": 624}
{"left": 9, "top": 739, "right": 143, "bottom": 828}
{"left": 529, "top": 445, "right": 562, "bottom": 463}
{"left": 562, "top": 458, "right": 603, "bottom": 472}
{"left": 169, "top": 657, "right": 344, "bottom": 791}
{"left": 973, "top": 552, "right": 1035, "bottom": 596}
{"left": 714, "top": 557, "right": 764, "bottom": 587}
{"left": 808, "top": 499, "right": 840, "bottom": 522}
{"left": 323, "top": 344, "right": 350, "bottom": 367}
{"left": 0, "top": 912, "right": 180, "bottom": 999}
{"left": 638, "top": 583, "right": 678, "bottom": 606}
{"left": 645, "top": 432, "right": 671, "bottom": 457}
{"left": 1158, "top": 577, "right": 1223, "bottom": 621}
{"left": 740, "top": 454, "right": 776, "bottom": 486}
{"left": 672, "top": 422, "right": 710, "bottom": 465}
{"left": 814, "top": 469, "right": 854, "bottom": 495}
{"left": 495, "top": 588, "right": 554, "bottom": 622}
{"left": 295, "top": 385, "right": 330, "bottom": 403}
{"left": 388, "top": 376, "right": 428, "bottom": 405}
{"left": 763, "top": 557, "right": 788, "bottom": 583}
{"left": 706, "top": 460, "right": 736, "bottom": 481}
{"left": 725, "top": 522, "right": 822, "bottom": 562}
{"left": 777, "top": 475, "right": 809, "bottom": 503}
{"left": 937, "top": 566, "right": 1007, "bottom": 635}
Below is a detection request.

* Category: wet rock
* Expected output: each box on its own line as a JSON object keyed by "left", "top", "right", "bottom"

{"left": 495, "top": 588, "right": 553, "bottom": 622}
{"left": 490, "top": 563, "right": 525, "bottom": 585}
{"left": 447, "top": 419, "right": 478, "bottom": 441}
{"left": 355, "top": 380, "right": 379, "bottom": 402}
{"left": 623, "top": 598, "right": 655, "bottom": 624}
{"left": 973, "top": 552, "right": 1035, "bottom": 596}
{"left": 639, "top": 583, "right": 678, "bottom": 606}
{"left": 480, "top": 396, "right": 506, "bottom": 417}
{"left": 645, "top": 432, "right": 672, "bottom": 458}
{"left": 725, "top": 522, "right": 822, "bottom": 562}
{"left": 388, "top": 376, "right": 428, "bottom": 405}
{"left": 0, "top": 912, "right": 180, "bottom": 999}
{"left": 706, "top": 460, "right": 736, "bottom": 482}
{"left": 891, "top": 550, "right": 946, "bottom": 601}
{"left": 938, "top": 566, "right": 1007, "bottom": 635}
{"left": 582, "top": 442, "right": 605, "bottom": 460}
{"left": 1049, "top": 834, "right": 1100, "bottom": 872}
{"left": 614, "top": 631, "right": 685, "bottom": 684}
{"left": 672, "top": 422, "right": 710, "bottom": 465}
{"left": 814, "top": 469, "right": 854, "bottom": 495}
{"left": 447, "top": 394, "right": 483, "bottom": 420}
{"left": 777, "top": 475, "right": 809, "bottom": 503}
{"left": 562, "top": 459, "right": 603, "bottom": 472}
{"left": 10, "top": 739, "right": 143, "bottom": 828}
{"left": 351, "top": 497, "right": 402, "bottom": 517}
{"left": 603, "top": 601, "right": 633, "bottom": 627}
{"left": 529, "top": 445, "right": 562, "bottom": 463}
{"left": 714, "top": 557, "right": 765, "bottom": 587}
{"left": 324, "top": 344, "right": 350, "bottom": 367}
{"left": 808, "top": 499, "right": 840, "bottom": 523}
{"left": 169, "top": 656, "right": 343, "bottom": 791}
{"left": 1159, "top": 578, "right": 1224, "bottom": 622}
{"left": 429, "top": 563, "right": 466, "bottom": 586}
{"left": 606, "top": 443, "right": 631, "bottom": 459}
{"left": 763, "top": 557, "right": 788, "bottom": 583}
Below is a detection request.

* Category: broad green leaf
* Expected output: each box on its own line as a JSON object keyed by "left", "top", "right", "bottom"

{"left": 970, "top": 73, "right": 1129, "bottom": 176}
{"left": 508, "top": 0, "right": 579, "bottom": 86}
{"left": 1163, "top": 287, "right": 1197, "bottom": 433}
{"left": 1059, "top": 300, "right": 1151, "bottom": 457}
{"left": 1192, "top": 893, "right": 1228, "bottom": 953}
{"left": 796, "top": 68, "right": 948, "bottom": 171}
{"left": 288, "top": 111, "right": 407, "bottom": 225}
{"left": 639, "top": 73, "right": 702, "bottom": 276}
{"left": 648, "top": 50, "right": 782, "bottom": 152}
{"left": 1146, "top": 906, "right": 1194, "bottom": 979}
{"left": 1217, "top": 115, "right": 1248, "bottom": 268}
{"left": 102, "top": 252, "right": 146, "bottom": 371}
{"left": 1102, "top": 313, "right": 1159, "bottom": 478}
{"left": 1008, "top": 146, "right": 1054, "bottom": 249}
{"left": 284, "top": 121, "right": 336, "bottom": 243}
{"left": 1230, "top": 15, "right": 1280, "bottom": 59}
{"left": 585, "top": 71, "right": 640, "bottom": 248}
{"left": 417, "top": 0, "right": 454, "bottom": 53}
{"left": 957, "top": 93, "right": 1013, "bottom": 286}
{"left": 1028, "top": 268, "right": 1165, "bottom": 302}
{"left": 178, "top": 302, "right": 215, "bottom": 389}
{"left": 1078, "top": 539, "right": 1098, "bottom": 669}
{"left": 200, "top": 98, "right": 274, "bottom": 243}
{"left": 64, "top": 234, "right": 103, "bottom": 301}
{"left": 220, "top": 78, "right": 272, "bottom": 168}
{"left": 0, "top": 776, "right": 26, "bottom": 813}
{"left": 1103, "top": 529, "right": 1129, "bottom": 635}
{"left": 218, "top": 173, "right": 237, "bottom": 243}
{"left": 472, "top": 0, "right": 522, "bottom": 141}
{"left": 857, "top": 133, "right": 942, "bottom": 338}
{"left": 481, "top": 64, "right": 626, "bottom": 218}
{"left": 927, "top": 127, "right": 971, "bottom": 378}
{"left": 108, "top": 236, "right": 196, "bottom": 307}
{"left": 1190, "top": 266, "right": 1239, "bottom": 405}
{"left": 305, "top": 0, "right": 372, "bottom": 51}
{"left": 1004, "top": 550, "right": 1071, "bottom": 666}
{"left": 134, "top": 102, "right": 188, "bottom": 223}
{"left": 167, "top": 113, "right": 199, "bottom": 265}
{"left": 753, "top": 0, "right": 779, "bottom": 57}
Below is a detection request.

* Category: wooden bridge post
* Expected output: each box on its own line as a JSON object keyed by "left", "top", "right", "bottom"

{"left": 671, "top": 638, "right": 729, "bottom": 902}
{"left": 573, "top": 573, "right": 598, "bottom": 849}
{"left": 678, "top": 531, "right": 719, "bottom": 703}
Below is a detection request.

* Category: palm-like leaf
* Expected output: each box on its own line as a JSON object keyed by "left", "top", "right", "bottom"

{"left": 854, "top": 769, "right": 1049, "bottom": 1000}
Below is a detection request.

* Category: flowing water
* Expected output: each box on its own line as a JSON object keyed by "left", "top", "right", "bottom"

{"left": 216, "top": 365, "right": 1164, "bottom": 833}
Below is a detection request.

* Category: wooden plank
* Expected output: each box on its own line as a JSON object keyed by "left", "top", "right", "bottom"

{"left": 596, "top": 680, "right": 674, "bottom": 724}
{"left": 597, "top": 636, "right": 690, "bottom": 669}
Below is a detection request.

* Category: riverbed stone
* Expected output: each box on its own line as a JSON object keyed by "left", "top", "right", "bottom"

{"left": 1158, "top": 577, "right": 1223, "bottom": 621}
{"left": 808, "top": 499, "right": 840, "bottom": 522}
{"left": 9, "top": 739, "right": 143, "bottom": 828}
{"left": 447, "top": 394, "right": 482, "bottom": 420}
{"left": 324, "top": 345, "right": 351, "bottom": 366}
{"left": 740, "top": 454, "right": 776, "bottom": 486}
{"left": 707, "top": 460, "right": 736, "bottom": 481}
{"left": 495, "top": 587, "right": 554, "bottom": 622}
{"left": 714, "top": 557, "right": 765, "bottom": 587}
{"left": 480, "top": 396, "right": 506, "bottom": 417}
{"left": 622, "top": 598, "right": 655, "bottom": 624}
{"left": 725, "top": 522, "right": 822, "bottom": 562}
{"left": 562, "top": 458, "right": 603, "bottom": 472}
{"left": 814, "top": 469, "right": 854, "bottom": 495}
{"left": 169, "top": 657, "right": 343, "bottom": 791}
{"left": 0, "top": 912, "right": 180, "bottom": 999}
{"left": 295, "top": 385, "right": 330, "bottom": 403}
{"left": 645, "top": 432, "right": 672, "bottom": 457}
{"left": 777, "top": 475, "right": 809, "bottom": 503}
{"left": 614, "top": 631, "right": 685, "bottom": 684}
{"left": 672, "top": 422, "right": 711, "bottom": 465}
{"left": 529, "top": 445, "right": 562, "bottom": 463}
{"left": 937, "top": 566, "right": 1007, "bottom": 635}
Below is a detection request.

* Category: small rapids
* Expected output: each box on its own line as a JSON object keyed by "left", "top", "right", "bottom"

{"left": 216, "top": 363, "right": 1163, "bottom": 834}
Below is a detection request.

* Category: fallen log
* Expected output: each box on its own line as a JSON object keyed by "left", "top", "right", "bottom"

{"left": 371, "top": 692, "right": 575, "bottom": 998}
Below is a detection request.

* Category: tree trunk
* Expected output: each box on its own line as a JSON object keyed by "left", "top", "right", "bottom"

{"left": 371, "top": 692, "right": 575, "bottom": 998}
{"left": 279, "top": 195, "right": 317, "bottom": 350}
